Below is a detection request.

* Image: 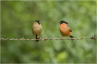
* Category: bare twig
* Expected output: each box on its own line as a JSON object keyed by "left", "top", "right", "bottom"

{"left": 0, "top": 36, "right": 97, "bottom": 41}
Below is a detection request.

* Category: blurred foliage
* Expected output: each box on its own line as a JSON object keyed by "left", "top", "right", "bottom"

{"left": 1, "top": 1, "right": 96, "bottom": 63}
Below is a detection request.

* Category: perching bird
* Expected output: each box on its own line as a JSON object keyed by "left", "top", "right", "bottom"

{"left": 59, "top": 21, "right": 74, "bottom": 38}
{"left": 32, "top": 20, "right": 42, "bottom": 42}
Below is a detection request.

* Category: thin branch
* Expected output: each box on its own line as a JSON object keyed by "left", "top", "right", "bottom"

{"left": 0, "top": 35, "right": 97, "bottom": 41}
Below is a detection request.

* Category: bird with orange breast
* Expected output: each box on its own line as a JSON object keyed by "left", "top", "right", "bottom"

{"left": 32, "top": 20, "right": 42, "bottom": 42}
{"left": 59, "top": 21, "right": 74, "bottom": 39}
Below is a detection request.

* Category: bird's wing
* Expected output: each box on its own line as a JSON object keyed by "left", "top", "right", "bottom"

{"left": 70, "top": 29, "right": 72, "bottom": 32}
{"left": 67, "top": 24, "right": 72, "bottom": 32}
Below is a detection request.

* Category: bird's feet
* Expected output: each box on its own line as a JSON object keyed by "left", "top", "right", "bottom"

{"left": 69, "top": 37, "right": 74, "bottom": 43}
{"left": 69, "top": 37, "right": 71, "bottom": 40}
{"left": 61, "top": 37, "right": 63, "bottom": 40}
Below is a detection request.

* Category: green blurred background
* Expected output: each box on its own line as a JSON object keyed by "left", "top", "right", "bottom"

{"left": 1, "top": 1, "right": 96, "bottom": 63}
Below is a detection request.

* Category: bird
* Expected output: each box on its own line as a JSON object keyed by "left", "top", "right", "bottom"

{"left": 32, "top": 20, "right": 42, "bottom": 42}
{"left": 59, "top": 21, "right": 74, "bottom": 39}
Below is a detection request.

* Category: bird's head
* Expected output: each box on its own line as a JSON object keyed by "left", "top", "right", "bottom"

{"left": 35, "top": 20, "right": 41, "bottom": 24}
{"left": 59, "top": 21, "right": 68, "bottom": 24}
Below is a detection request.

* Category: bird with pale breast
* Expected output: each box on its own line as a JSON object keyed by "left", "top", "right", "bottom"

{"left": 32, "top": 20, "right": 42, "bottom": 42}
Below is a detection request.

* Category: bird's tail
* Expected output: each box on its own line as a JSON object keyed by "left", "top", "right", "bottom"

{"left": 69, "top": 35, "right": 74, "bottom": 38}
{"left": 36, "top": 35, "right": 40, "bottom": 42}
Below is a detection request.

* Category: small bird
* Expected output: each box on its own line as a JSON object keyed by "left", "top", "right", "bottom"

{"left": 32, "top": 20, "right": 42, "bottom": 42}
{"left": 59, "top": 21, "right": 74, "bottom": 39}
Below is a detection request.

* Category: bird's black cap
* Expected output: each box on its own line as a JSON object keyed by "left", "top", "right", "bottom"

{"left": 59, "top": 21, "right": 68, "bottom": 24}
{"left": 35, "top": 20, "right": 41, "bottom": 24}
